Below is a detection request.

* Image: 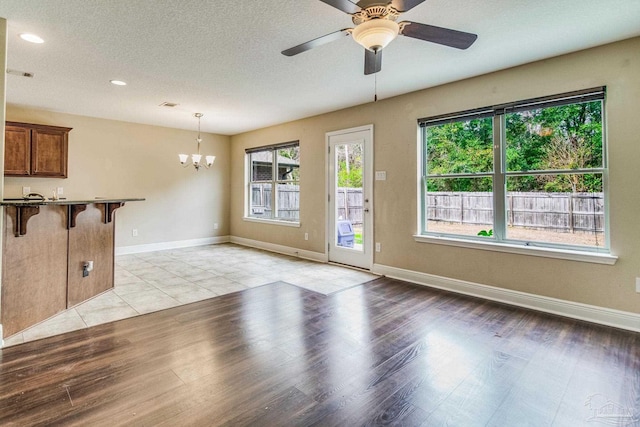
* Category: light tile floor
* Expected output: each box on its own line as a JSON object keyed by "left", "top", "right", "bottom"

{"left": 3, "top": 243, "right": 377, "bottom": 347}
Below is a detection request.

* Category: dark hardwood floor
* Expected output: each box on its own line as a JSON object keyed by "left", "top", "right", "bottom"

{"left": 0, "top": 278, "right": 638, "bottom": 426}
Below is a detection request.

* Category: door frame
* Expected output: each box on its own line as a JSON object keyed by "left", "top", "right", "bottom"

{"left": 325, "top": 124, "right": 374, "bottom": 270}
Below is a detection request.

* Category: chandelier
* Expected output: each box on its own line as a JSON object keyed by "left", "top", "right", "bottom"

{"left": 179, "top": 113, "right": 215, "bottom": 171}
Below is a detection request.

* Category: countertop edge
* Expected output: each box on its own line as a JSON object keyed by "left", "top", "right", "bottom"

{"left": 1, "top": 198, "right": 146, "bottom": 206}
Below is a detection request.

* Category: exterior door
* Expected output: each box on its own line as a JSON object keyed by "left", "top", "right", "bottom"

{"left": 327, "top": 125, "right": 373, "bottom": 269}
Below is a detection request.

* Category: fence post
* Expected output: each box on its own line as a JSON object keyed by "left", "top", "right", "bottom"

{"left": 508, "top": 194, "right": 513, "bottom": 227}
{"left": 460, "top": 193, "right": 464, "bottom": 224}
{"left": 592, "top": 194, "right": 600, "bottom": 234}
{"left": 568, "top": 193, "right": 574, "bottom": 233}
{"left": 343, "top": 188, "right": 349, "bottom": 222}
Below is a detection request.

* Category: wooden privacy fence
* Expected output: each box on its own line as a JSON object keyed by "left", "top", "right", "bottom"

{"left": 427, "top": 191, "right": 604, "bottom": 233}
{"left": 336, "top": 187, "right": 363, "bottom": 226}
{"left": 250, "top": 185, "right": 363, "bottom": 225}
{"left": 251, "top": 185, "right": 602, "bottom": 233}
{"left": 250, "top": 184, "right": 300, "bottom": 220}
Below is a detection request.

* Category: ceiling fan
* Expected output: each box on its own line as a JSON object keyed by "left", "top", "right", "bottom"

{"left": 282, "top": 0, "right": 478, "bottom": 75}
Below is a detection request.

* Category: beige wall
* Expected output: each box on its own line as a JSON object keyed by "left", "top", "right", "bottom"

{"left": 0, "top": 18, "right": 5, "bottom": 188}
{"left": 230, "top": 37, "right": 640, "bottom": 314}
{"left": 0, "top": 18, "right": 7, "bottom": 327}
{"left": 4, "top": 107, "right": 231, "bottom": 248}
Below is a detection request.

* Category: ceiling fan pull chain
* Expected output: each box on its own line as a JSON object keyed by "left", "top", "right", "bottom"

{"left": 374, "top": 73, "right": 378, "bottom": 102}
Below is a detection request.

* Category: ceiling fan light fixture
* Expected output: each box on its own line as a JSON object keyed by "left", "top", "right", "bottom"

{"left": 352, "top": 19, "right": 399, "bottom": 51}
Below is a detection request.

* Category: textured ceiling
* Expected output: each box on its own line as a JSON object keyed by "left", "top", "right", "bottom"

{"left": 1, "top": 0, "right": 639, "bottom": 135}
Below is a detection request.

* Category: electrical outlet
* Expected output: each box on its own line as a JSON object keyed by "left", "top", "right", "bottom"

{"left": 214, "top": 223, "right": 219, "bottom": 230}
{"left": 57, "top": 187, "right": 64, "bottom": 195}
{"left": 304, "top": 232, "right": 309, "bottom": 241}
{"left": 22, "top": 186, "right": 30, "bottom": 195}
{"left": 636, "top": 277, "right": 640, "bottom": 293}
{"left": 375, "top": 242, "right": 381, "bottom": 252}
{"left": 132, "top": 229, "right": 138, "bottom": 237}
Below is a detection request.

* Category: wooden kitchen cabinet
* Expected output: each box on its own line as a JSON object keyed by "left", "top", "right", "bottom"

{"left": 4, "top": 122, "right": 72, "bottom": 178}
{"left": 4, "top": 125, "right": 31, "bottom": 176}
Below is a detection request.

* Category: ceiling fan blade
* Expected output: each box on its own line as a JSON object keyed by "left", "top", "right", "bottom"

{"left": 400, "top": 21, "right": 478, "bottom": 49}
{"left": 364, "top": 49, "right": 382, "bottom": 75}
{"left": 356, "top": 0, "right": 425, "bottom": 12}
{"left": 389, "top": 0, "right": 427, "bottom": 12}
{"left": 319, "top": 0, "right": 361, "bottom": 14}
{"left": 355, "top": 0, "right": 384, "bottom": 8}
{"left": 281, "top": 29, "right": 351, "bottom": 56}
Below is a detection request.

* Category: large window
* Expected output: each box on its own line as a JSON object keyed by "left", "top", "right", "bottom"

{"left": 246, "top": 141, "right": 300, "bottom": 222}
{"left": 419, "top": 87, "right": 607, "bottom": 252}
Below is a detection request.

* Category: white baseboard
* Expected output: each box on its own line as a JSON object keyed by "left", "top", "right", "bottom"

{"left": 230, "top": 236, "right": 327, "bottom": 263}
{"left": 372, "top": 263, "right": 640, "bottom": 333}
{"left": 115, "top": 236, "right": 231, "bottom": 255}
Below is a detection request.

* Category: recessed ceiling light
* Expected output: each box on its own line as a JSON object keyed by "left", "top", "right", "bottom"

{"left": 19, "top": 33, "right": 44, "bottom": 44}
{"left": 110, "top": 80, "right": 127, "bottom": 86}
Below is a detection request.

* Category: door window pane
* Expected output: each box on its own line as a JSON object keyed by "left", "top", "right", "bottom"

{"left": 335, "top": 142, "right": 364, "bottom": 251}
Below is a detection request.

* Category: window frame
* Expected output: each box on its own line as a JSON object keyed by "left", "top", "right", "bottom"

{"left": 244, "top": 141, "right": 300, "bottom": 226}
{"left": 417, "top": 87, "right": 616, "bottom": 263}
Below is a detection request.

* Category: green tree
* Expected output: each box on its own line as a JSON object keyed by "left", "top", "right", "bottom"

{"left": 538, "top": 135, "right": 599, "bottom": 192}
{"left": 426, "top": 117, "right": 493, "bottom": 191}
{"left": 505, "top": 100, "right": 602, "bottom": 192}
{"left": 338, "top": 161, "right": 362, "bottom": 187}
{"left": 425, "top": 100, "right": 603, "bottom": 193}
{"left": 337, "top": 144, "right": 363, "bottom": 188}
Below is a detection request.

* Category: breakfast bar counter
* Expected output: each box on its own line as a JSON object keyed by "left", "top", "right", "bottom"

{"left": 1, "top": 197, "right": 144, "bottom": 338}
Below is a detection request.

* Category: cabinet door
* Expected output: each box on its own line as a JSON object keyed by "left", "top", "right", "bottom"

{"left": 31, "top": 128, "right": 68, "bottom": 177}
{"left": 4, "top": 125, "right": 31, "bottom": 176}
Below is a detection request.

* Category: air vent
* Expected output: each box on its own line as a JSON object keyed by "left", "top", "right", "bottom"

{"left": 159, "top": 102, "right": 179, "bottom": 108}
{"left": 6, "top": 69, "right": 34, "bottom": 78}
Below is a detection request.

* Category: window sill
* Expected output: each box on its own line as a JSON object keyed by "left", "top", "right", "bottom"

{"left": 413, "top": 234, "right": 617, "bottom": 265}
{"left": 243, "top": 217, "right": 301, "bottom": 228}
